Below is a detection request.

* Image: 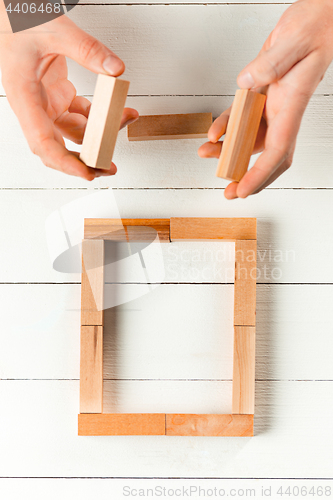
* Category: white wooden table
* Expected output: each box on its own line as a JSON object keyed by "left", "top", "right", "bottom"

{"left": 1, "top": 0, "right": 333, "bottom": 497}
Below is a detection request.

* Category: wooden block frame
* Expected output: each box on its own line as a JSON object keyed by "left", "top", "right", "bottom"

{"left": 79, "top": 217, "right": 257, "bottom": 436}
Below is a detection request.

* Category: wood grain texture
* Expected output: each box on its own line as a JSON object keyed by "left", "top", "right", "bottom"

{"left": 81, "top": 239, "right": 104, "bottom": 326}
{"left": 78, "top": 413, "right": 166, "bottom": 435}
{"left": 166, "top": 414, "right": 253, "bottom": 436}
{"left": 80, "top": 326, "right": 103, "bottom": 414}
{"left": 216, "top": 90, "right": 266, "bottom": 182}
{"left": 2, "top": 96, "right": 333, "bottom": 190}
{"left": 66, "top": 5, "right": 333, "bottom": 97}
{"left": 170, "top": 217, "right": 256, "bottom": 241}
{"left": 234, "top": 240, "right": 257, "bottom": 326}
{"left": 84, "top": 218, "right": 170, "bottom": 242}
{"left": 127, "top": 113, "right": 212, "bottom": 141}
{"left": 232, "top": 326, "right": 256, "bottom": 415}
{"left": 79, "top": 75, "right": 129, "bottom": 170}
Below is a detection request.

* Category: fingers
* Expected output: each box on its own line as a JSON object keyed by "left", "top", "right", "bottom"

{"left": 237, "top": 36, "right": 308, "bottom": 90}
{"left": 68, "top": 96, "right": 92, "bottom": 118}
{"left": 6, "top": 80, "right": 115, "bottom": 180}
{"left": 198, "top": 141, "right": 222, "bottom": 159}
{"left": 207, "top": 111, "right": 230, "bottom": 143}
{"left": 54, "top": 106, "right": 139, "bottom": 145}
{"left": 47, "top": 17, "right": 125, "bottom": 77}
{"left": 119, "top": 107, "right": 139, "bottom": 129}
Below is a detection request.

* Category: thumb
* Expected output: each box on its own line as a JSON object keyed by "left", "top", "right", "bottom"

{"left": 50, "top": 18, "right": 125, "bottom": 76}
{"left": 237, "top": 39, "right": 304, "bottom": 89}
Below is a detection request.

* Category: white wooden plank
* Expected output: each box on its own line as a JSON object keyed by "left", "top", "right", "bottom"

{"left": 2, "top": 283, "right": 333, "bottom": 381}
{"left": 103, "top": 380, "right": 232, "bottom": 413}
{"left": 0, "top": 189, "right": 331, "bottom": 284}
{"left": 64, "top": 5, "right": 333, "bottom": 96}
{"left": 0, "top": 380, "right": 333, "bottom": 477}
{"left": 0, "top": 95, "right": 332, "bottom": 189}
{"left": 103, "top": 284, "right": 234, "bottom": 380}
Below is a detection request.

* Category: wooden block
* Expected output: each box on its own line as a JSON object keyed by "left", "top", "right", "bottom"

{"left": 166, "top": 414, "right": 253, "bottom": 437}
{"left": 216, "top": 89, "right": 266, "bottom": 182}
{"left": 78, "top": 413, "right": 166, "bottom": 436}
{"left": 80, "top": 326, "right": 103, "bottom": 413}
{"left": 170, "top": 217, "right": 256, "bottom": 241}
{"left": 80, "top": 75, "right": 129, "bottom": 170}
{"left": 84, "top": 218, "right": 170, "bottom": 242}
{"left": 127, "top": 113, "right": 212, "bottom": 141}
{"left": 81, "top": 239, "right": 104, "bottom": 326}
{"left": 232, "top": 326, "right": 256, "bottom": 414}
{"left": 234, "top": 239, "right": 257, "bottom": 326}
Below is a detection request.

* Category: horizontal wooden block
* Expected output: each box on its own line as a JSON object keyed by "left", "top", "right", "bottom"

{"left": 84, "top": 218, "right": 170, "bottom": 242}
{"left": 170, "top": 217, "right": 256, "bottom": 241}
{"left": 232, "top": 326, "right": 256, "bottom": 414}
{"left": 81, "top": 239, "right": 104, "bottom": 326}
{"left": 80, "top": 75, "right": 129, "bottom": 170}
{"left": 78, "top": 413, "right": 166, "bottom": 435}
{"left": 234, "top": 239, "right": 257, "bottom": 326}
{"left": 166, "top": 414, "right": 253, "bottom": 436}
{"left": 127, "top": 113, "right": 212, "bottom": 141}
{"left": 216, "top": 89, "right": 266, "bottom": 182}
{"left": 80, "top": 326, "right": 103, "bottom": 414}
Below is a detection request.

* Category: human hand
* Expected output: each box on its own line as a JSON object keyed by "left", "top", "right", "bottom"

{"left": 0, "top": 11, "right": 138, "bottom": 180}
{"left": 198, "top": 0, "right": 333, "bottom": 198}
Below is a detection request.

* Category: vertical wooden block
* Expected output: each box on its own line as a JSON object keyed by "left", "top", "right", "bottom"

{"left": 234, "top": 239, "right": 256, "bottom": 326}
{"left": 232, "top": 326, "right": 256, "bottom": 414}
{"left": 80, "top": 75, "right": 129, "bottom": 170}
{"left": 81, "top": 239, "right": 104, "bottom": 326}
{"left": 80, "top": 326, "right": 103, "bottom": 413}
{"left": 216, "top": 89, "right": 266, "bottom": 182}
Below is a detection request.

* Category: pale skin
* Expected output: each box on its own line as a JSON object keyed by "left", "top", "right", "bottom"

{"left": 0, "top": 0, "right": 333, "bottom": 190}
{"left": 198, "top": 0, "right": 333, "bottom": 198}
{"left": 0, "top": 3, "right": 139, "bottom": 180}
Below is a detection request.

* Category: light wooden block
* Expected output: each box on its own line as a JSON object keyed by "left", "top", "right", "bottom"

{"left": 84, "top": 218, "right": 170, "bottom": 242}
{"left": 80, "top": 75, "right": 129, "bottom": 170}
{"left": 80, "top": 326, "right": 103, "bottom": 413}
{"left": 234, "top": 239, "right": 257, "bottom": 326}
{"left": 166, "top": 414, "right": 253, "bottom": 437}
{"left": 81, "top": 239, "right": 104, "bottom": 326}
{"left": 170, "top": 217, "right": 256, "bottom": 241}
{"left": 127, "top": 113, "right": 212, "bottom": 141}
{"left": 232, "top": 326, "right": 256, "bottom": 414}
{"left": 216, "top": 89, "right": 266, "bottom": 182}
{"left": 78, "top": 413, "right": 166, "bottom": 435}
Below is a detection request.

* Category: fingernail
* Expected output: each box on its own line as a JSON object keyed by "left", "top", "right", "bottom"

{"left": 102, "top": 55, "right": 125, "bottom": 75}
{"left": 238, "top": 72, "right": 255, "bottom": 89}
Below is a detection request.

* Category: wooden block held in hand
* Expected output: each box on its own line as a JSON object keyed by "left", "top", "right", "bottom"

{"left": 128, "top": 113, "right": 212, "bottom": 141}
{"left": 216, "top": 90, "right": 266, "bottom": 182}
{"left": 80, "top": 326, "right": 103, "bottom": 413}
{"left": 232, "top": 326, "right": 256, "bottom": 414}
{"left": 80, "top": 75, "right": 129, "bottom": 170}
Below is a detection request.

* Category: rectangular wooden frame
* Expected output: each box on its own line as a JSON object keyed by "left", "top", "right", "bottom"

{"left": 79, "top": 217, "right": 257, "bottom": 437}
